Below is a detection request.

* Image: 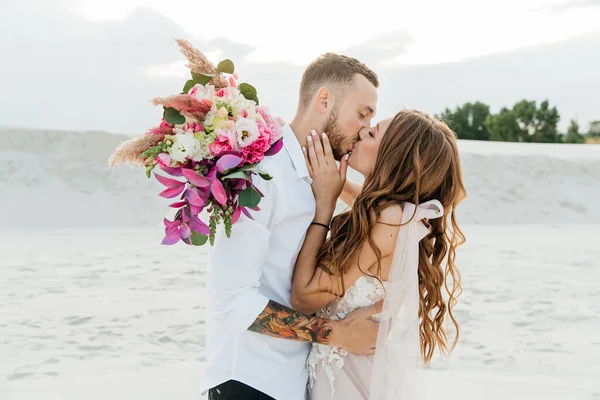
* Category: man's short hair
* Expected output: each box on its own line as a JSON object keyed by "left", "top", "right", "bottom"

{"left": 299, "top": 53, "right": 379, "bottom": 109}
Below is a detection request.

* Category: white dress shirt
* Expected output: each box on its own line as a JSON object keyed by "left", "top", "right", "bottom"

{"left": 201, "top": 124, "right": 316, "bottom": 400}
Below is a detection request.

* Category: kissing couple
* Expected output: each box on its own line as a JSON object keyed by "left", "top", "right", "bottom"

{"left": 202, "top": 53, "right": 467, "bottom": 400}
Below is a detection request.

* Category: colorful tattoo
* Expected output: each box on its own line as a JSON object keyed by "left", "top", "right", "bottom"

{"left": 248, "top": 300, "right": 333, "bottom": 343}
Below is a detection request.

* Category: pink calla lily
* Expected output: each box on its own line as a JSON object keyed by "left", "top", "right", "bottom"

{"left": 190, "top": 215, "right": 211, "bottom": 235}
{"left": 185, "top": 188, "right": 205, "bottom": 207}
{"left": 182, "top": 168, "right": 210, "bottom": 188}
{"left": 159, "top": 185, "right": 186, "bottom": 199}
{"left": 154, "top": 173, "right": 185, "bottom": 189}
{"left": 216, "top": 154, "right": 243, "bottom": 173}
{"left": 231, "top": 206, "right": 242, "bottom": 224}
{"left": 211, "top": 178, "right": 227, "bottom": 205}
{"left": 159, "top": 163, "right": 183, "bottom": 177}
{"left": 265, "top": 139, "right": 283, "bottom": 156}
{"left": 179, "top": 222, "right": 192, "bottom": 239}
{"left": 240, "top": 206, "right": 254, "bottom": 220}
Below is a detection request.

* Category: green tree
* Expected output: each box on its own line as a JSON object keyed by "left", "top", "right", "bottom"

{"left": 439, "top": 101, "right": 491, "bottom": 140}
{"left": 485, "top": 107, "right": 521, "bottom": 142}
{"left": 512, "top": 99, "right": 537, "bottom": 141}
{"left": 511, "top": 99, "right": 561, "bottom": 143}
{"left": 564, "top": 120, "right": 585, "bottom": 144}
{"left": 531, "top": 100, "right": 560, "bottom": 143}
{"left": 588, "top": 120, "right": 600, "bottom": 136}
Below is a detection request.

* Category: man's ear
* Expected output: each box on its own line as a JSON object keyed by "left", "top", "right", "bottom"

{"left": 314, "top": 87, "right": 334, "bottom": 114}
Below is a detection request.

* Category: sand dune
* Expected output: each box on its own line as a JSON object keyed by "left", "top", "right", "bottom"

{"left": 1, "top": 128, "right": 599, "bottom": 228}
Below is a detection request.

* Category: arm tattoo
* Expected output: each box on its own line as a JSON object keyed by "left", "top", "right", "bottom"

{"left": 248, "top": 300, "right": 333, "bottom": 344}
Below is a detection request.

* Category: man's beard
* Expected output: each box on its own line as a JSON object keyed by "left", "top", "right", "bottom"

{"left": 322, "top": 109, "right": 347, "bottom": 161}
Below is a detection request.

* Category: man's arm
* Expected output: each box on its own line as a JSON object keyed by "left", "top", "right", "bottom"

{"left": 210, "top": 177, "right": 379, "bottom": 354}
{"left": 248, "top": 300, "right": 333, "bottom": 344}
{"left": 248, "top": 299, "right": 382, "bottom": 355}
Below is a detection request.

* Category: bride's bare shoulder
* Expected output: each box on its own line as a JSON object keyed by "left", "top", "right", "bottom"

{"left": 377, "top": 203, "right": 403, "bottom": 225}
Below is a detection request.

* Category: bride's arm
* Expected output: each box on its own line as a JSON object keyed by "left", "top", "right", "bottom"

{"left": 292, "top": 204, "right": 403, "bottom": 314}
{"left": 339, "top": 179, "right": 362, "bottom": 207}
{"left": 291, "top": 131, "right": 344, "bottom": 314}
{"left": 291, "top": 205, "right": 341, "bottom": 315}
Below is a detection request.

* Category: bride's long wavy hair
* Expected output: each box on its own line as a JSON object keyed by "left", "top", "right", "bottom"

{"left": 317, "top": 109, "right": 467, "bottom": 365}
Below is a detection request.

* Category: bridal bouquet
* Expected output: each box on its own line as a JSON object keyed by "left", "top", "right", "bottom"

{"left": 109, "top": 39, "right": 284, "bottom": 246}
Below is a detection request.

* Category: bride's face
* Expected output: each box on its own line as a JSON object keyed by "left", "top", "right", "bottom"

{"left": 347, "top": 118, "right": 391, "bottom": 176}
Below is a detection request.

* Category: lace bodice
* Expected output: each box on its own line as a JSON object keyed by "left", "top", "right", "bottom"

{"left": 307, "top": 275, "right": 386, "bottom": 396}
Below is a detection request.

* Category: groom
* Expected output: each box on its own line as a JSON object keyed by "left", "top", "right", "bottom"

{"left": 202, "top": 53, "right": 379, "bottom": 400}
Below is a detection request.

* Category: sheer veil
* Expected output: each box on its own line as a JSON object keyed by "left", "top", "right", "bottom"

{"left": 368, "top": 200, "right": 444, "bottom": 399}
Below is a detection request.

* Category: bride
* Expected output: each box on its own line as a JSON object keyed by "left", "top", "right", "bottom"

{"left": 291, "top": 109, "right": 467, "bottom": 399}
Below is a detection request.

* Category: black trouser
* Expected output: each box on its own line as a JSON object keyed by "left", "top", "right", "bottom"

{"left": 208, "top": 380, "right": 276, "bottom": 400}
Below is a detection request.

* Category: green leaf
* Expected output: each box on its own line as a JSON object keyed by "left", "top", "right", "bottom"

{"left": 191, "top": 72, "right": 215, "bottom": 86}
{"left": 163, "top": 107, "right": 186, "bottom": 125}
{"left": 222, "top": 171, "right": 250, "bottom": 180}
{"left": 239, "top": 83, "right": 259, "bottom": 105}
{"left": 140, "top": 145, "right": 162, "bottom": 159}
{"left": 182, "top": 79, "right": 196, "bottom": 93}
{"left": 239, "top": 186, "right": 261, "bottom": 208}
{"left": 258, "top": 172, "right": 272, "bottom": 181}
{"left": 145, "top": 164, "right": 155, "bottom": 178}
{"left": 216, "top": 59, "right": 235, "bottom": 75}
{"left": 190, "top": 231, "right": 208, "bottom": 246}
{"left": 237, "top": 163, "right": 259, "bottom": 172}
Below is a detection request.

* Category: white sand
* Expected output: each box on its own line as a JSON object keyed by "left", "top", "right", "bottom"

{"left": 1, "top": 129, "right": 600, "bottom": 399}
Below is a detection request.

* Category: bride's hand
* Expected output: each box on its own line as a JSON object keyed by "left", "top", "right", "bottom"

{"left": 303, "top": 130, "right": 349, "bottom": 216}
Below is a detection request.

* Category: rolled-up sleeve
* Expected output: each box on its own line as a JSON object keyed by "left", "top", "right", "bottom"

{"left": 208, "top": 177, "right": 277, "bottom": 333}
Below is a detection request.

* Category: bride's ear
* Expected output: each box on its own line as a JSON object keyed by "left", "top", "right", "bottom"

{"left": 315, "top": 87, "right": 334, "bottom": 114}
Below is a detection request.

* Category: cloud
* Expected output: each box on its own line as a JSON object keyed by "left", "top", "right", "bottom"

{"left": 544, "top": 0, "right": 600, "bottom": 12}
{"left": 0, "top": 3, "right": 598, "bottom": 135}
{"left": 341, "top": 30, "right": 413, "bottom": 66}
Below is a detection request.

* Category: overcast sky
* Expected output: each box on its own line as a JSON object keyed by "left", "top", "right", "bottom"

{"left": 1, "top": 0, "right": 599, "bottom": 133}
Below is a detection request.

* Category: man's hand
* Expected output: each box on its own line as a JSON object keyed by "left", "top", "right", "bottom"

{"left": 330, "top": 301, "right": 383, "bottom": 355}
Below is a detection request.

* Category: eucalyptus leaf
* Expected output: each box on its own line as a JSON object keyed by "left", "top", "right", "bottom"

{"left": 190, "top": 231, "right": 208, "bottom": 246}
{"left": 239, "top": 186, "right": 261, "bottom": 208}
{"left": 163, "top": 107, "right": 186, "bottom": 125}
{"left": 191, "top": 72, "right": 214, "bottom": 86}
{"left": 216, "top": 59, "right": 235, "bottom": 74}
{"left": 258, "top": 172, "right": 273, "bottom": 181}
{"left": 182, "top": 79, "right": 196, "bottom": 93}
{"left": 239, "top": 83, "right": 259, "bottom": 105}
{"left": 222, "top": 171, "right": 250, "bottom": 180}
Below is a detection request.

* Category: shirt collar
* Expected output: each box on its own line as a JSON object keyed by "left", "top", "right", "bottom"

{"left": 282, "top": 124, "right": 312, "bottom": 183}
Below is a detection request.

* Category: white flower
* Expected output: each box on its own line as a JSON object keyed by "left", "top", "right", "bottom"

{"left": 230, "top": 95, "right": 250, "bottom": 115}
{"left": 223, "top": 87, "right": 241, "bottom": 102}
{"left": 169, "top": 133, "right": 201, "bottom": 163}
{"left": 190, "top": 84, "right": 215, "bottom": 102}
{"left": 204, "top": 110, "right": 216, "bottom": 128}
{"left": 193, "top": 131, "right": 218, "bottom": 160}
{"left": 232, "top": 118, "right": 260, "bottom": 149}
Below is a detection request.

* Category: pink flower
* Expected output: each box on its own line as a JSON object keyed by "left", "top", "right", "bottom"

{"left": 216, "top": 88, "right": 227, "bottom": 97}
{"left": 241, "top": 134, "right": 270, "bottom": 164}
{"left": 191, "top": 122, "right": 204, "bottom": 133}
{"left": 159, "top": 118, "right": 172, "bottom": 129}
{"left": 256, "top": 106, "right": 283, "bottom": 144}
{"left": 209, "top": 133, "right": 234, "bottom": 157}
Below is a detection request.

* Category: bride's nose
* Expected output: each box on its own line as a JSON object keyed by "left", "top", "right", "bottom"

{"left": 358, "top": 128, "right": 370, "bottom": 140}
